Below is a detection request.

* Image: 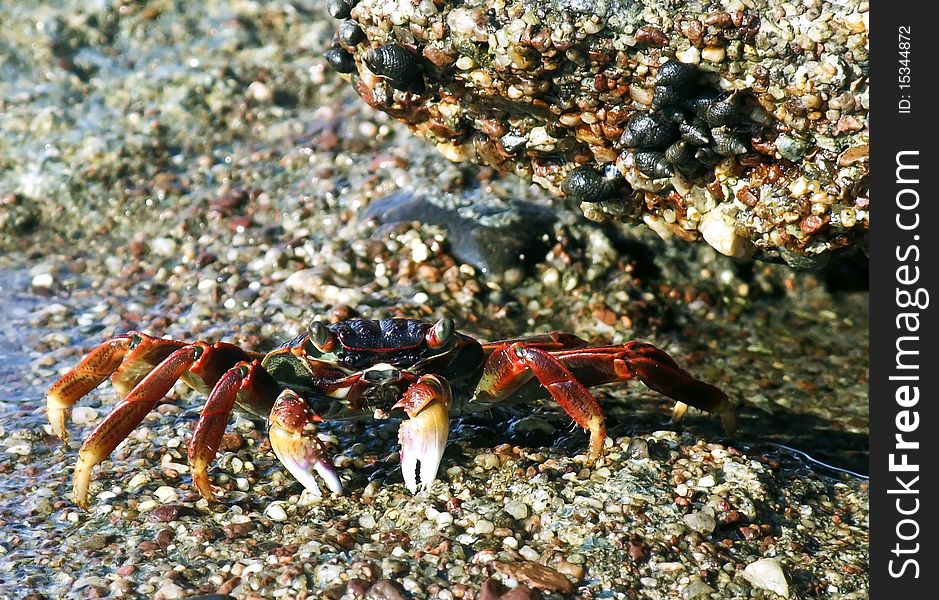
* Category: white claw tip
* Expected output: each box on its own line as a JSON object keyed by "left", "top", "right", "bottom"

{"left": 398, "top": 401, "right": 449, "bottom": 495}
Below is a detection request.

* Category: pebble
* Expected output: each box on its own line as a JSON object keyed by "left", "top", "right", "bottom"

{"left": 682, "top": 580, "right": 716, "bottom": 598}
{"left": 5, "top": 440, "right": 31, "bottom": 455}
{"left": 154, "top": 582, "right": 185, "bottom": 600}
{"left": 71, "top": 406, "right": 99, "bottom": 426}
{"left": 153, "top": 486, "right": 180, "bottom": 504}
{"left": 743, "top": 558, "right": 790, "bottom": 598}
{"left": 31, "top": 273, "right": 54, "bottom": 288}
{"left": 682, "top": 506, "right": 717, "bottom": 534}
{"left": 474, "top": 519, "right": 495, "bottom": 535}
{"left": 504, "top": 500, "right": 529, "bottom": 520}
{"left": 264, "top": 502, "right": 288, "bottom": 522}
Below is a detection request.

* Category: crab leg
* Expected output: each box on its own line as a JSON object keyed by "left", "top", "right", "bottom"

{"left": 188, "top": 360, "right": 281, "bottom": 501}
{"left": 269, "top": 389, "right": 342, "bottom": 496}
{"left": 547, "top": 342, "right": 736, "bottom": 434}
{"left": 46, "top": 333, "right": 185, "bottom": 441}
{"left": 71, "top": 341, "right": 255, "bottom": 508}
{"left": 393, "top": 374, "right": 452, "bottom": 494}
{"left": 476, "top": 343, "right": 607, "bottom": 463}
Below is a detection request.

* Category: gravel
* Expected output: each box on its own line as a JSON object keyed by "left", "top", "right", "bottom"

{"left": 0, "top": 1, "right": 867, "bottom": 598}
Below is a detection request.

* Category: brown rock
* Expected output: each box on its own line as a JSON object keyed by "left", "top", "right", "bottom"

{"left": 492, "top": 561, "right": 572, "bottom": 594}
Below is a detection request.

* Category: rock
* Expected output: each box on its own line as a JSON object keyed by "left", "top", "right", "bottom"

{"left": 361, "top": 191, "right": 556, "bottom": 275}
{"left": 480, "top": 578, "right": 541, "bottom": 600}
{"left": 366, "top": 579, "right": 407, "bottom": 599}
{"left": 492, "top": 561, "right": 571, "bottom": 594}
{"left": 504, "top": 500, "right": 530, "bottom": 521}
{"left": 743, "top": 558, "right": 789, "bottom": 598}
{"left": 264, "top": 502, "right": 288, "bottom": 522}
{"left": 681, "top": 580, "right": 715, "bottom": 599}
{"left": 337, "top": 0, "right": 869, "bottom": 264}
{"left": 682, "top": 506, "right": 717, "bottom": 534}
{"left": 153, "top": 486, "right": 179, "bottom": 504}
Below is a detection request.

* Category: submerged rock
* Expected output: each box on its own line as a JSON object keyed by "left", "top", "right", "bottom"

{"left": 361, "top": 190, "right": 556, "bottom": 275}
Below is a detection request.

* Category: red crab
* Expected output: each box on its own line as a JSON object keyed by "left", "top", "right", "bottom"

{"left": 46, "top": 317, "right": 736, "bottom": 508}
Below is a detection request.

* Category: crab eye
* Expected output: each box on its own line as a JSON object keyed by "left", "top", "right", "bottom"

{"left": 426, "top": 317, "right": 455, "bottom": 349}
{"left": 307, "top": 321, "right": 335, "bottom": 353}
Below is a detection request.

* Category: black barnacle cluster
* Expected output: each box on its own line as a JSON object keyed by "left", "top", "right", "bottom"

{"left": 324, "top": 0, "right": 424, "bottom": 93}
{"left": 619, "top": 60, "right": 752, "bottom": 180}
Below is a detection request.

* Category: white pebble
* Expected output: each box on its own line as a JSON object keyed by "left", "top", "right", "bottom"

{"left": 153, "top": 486, "right": 179, "bottom": 504}
{"left": 359, "top": 514, "right": 376, "bottom": 529}
{"left": 154, "top": 582, "right": 184, "bottom": 600}
{"left": 520, "top": 545, "right": 540, "bottom": 561}
{"left": 31, "top": 273, "right": 54, "bottom": 288}
{"left": 247, "top": 81, "right": 273, "bottom": 103}
{"left": 743, "top": 558, "right": 789, "bottom": 598}
{"left": 5, "top": 441, "right": 31, "bottom": 456}
{"left": 265, "top": 502, "right": 288, "bottom": 522}
{"left": 699, "top": 209, "right": 749, "bottom": 258}
{"left": 71, "top": 406, "right": 99, "bottom": 426}
{"left": 127, "top": 472, "right": 151, "bottom": 491}
{"left": 474, "top": 519, "right": 495, "bottom": 535}
{"left": 504, "top": 500, "right": 529, "bottom": 520}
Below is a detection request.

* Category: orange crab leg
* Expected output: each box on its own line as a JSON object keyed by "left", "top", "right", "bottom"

{"left": 188, "top": 360, "right": 281, "bottom": 501}
{"left": 476, "top": 343, "right": 607, "bottom": 464}
{"left": 71, "top": 341, "right": 260, "bottom": 508}
{"left": 72, "top": 344, "right": 205, "bottom": 507}
{"left": 46, "top": 333, "right": 186, "bottom": 441}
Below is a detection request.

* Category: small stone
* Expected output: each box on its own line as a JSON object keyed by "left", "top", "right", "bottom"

{"left": 699, "top": 208, "right": 749, "bottom": 258}
{"left": 492, "top": 560, "right": 572, "bottom": 594}
{"left": 5, "top": 440, "right": 31, "bottom": 456}
{"left": 626, "top": 438, "right": 649, "bottom": 458}
{"left": 153, "top": 486, "right": 179, "bottom": 504}
{"left": 743, "top": 558, "right": 789, "bottom": 597}
{"left": 682, "top": 580, "right": 715, "bottom": 599}
{"left": 265, "top": 502, "right": 288, "bottom": 522}
{"left": 683, "top": 507, "right": 717, "bottom": 534}
{"left": 147, "top": 505, "right": 182, "bottom": 523}
{"left": 71, "top": 406, "right": 99, "bottom": 426}
{"left": 367, "top": 579, "right": 407, "bottom": 599}
{"left": 504, "top": 500, "right": 529, "bottom": 520}
{"left": 31, "top": 273, "right": 54, "bottom": 288}
{"left": 701, "top": 46, "right": 725, "bottom": 62}
{"left": 154, "top": 582, "right": 184, "bottom": 600}
{"left": 474, "top": 519, "right": 495, "bottom": 535}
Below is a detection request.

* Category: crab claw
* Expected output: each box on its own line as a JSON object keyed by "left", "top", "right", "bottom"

{"left": 394, "top": 374, "right": 451, "bottom": 494}
{"left": 269, "top": 390, "right": 342, "bottom": 496}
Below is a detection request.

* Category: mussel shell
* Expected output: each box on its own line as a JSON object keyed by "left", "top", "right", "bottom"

{"left": 652, "top": 84, "right": 684, "bottom": 108}
{"left": 619, "top": 112, "right": 677, "bottom": 149}
{"left": 705, "top": 92, "right": 742, "bottom": 127}
{"left": 710, "top": 127, "right": 749, "bottom": 156}
{"left": 634, "top": 151, "right": 674, "bottom": 179}
{"left": 679, "top": 118, "right": 711, "bottom": 145}
{"left": 365, "top": 44, "right": 420, "bottom": 90}
{"left": 655, "top": 59, "right": 698, "bottom": 88}
{"left": 339, "top": 20, "right": 366, "bottom": 46}
{"left": 325, "top": 47, "right": 356, "bottom": 73}
{"left": 327, "top": 0, "right": 353, "bottom": 19}
{"left": 694, "top": 147, "right": 720, "bottom": 166}
{"left": 562, "top": 166, "right": 621, "bottom": 202}
{"left": 664, "top": 141, "right": 697, "bottom": 170}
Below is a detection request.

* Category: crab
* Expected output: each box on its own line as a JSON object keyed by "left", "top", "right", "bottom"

{"left": 46, "top": 317, "right": 736, "bottom": 508}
